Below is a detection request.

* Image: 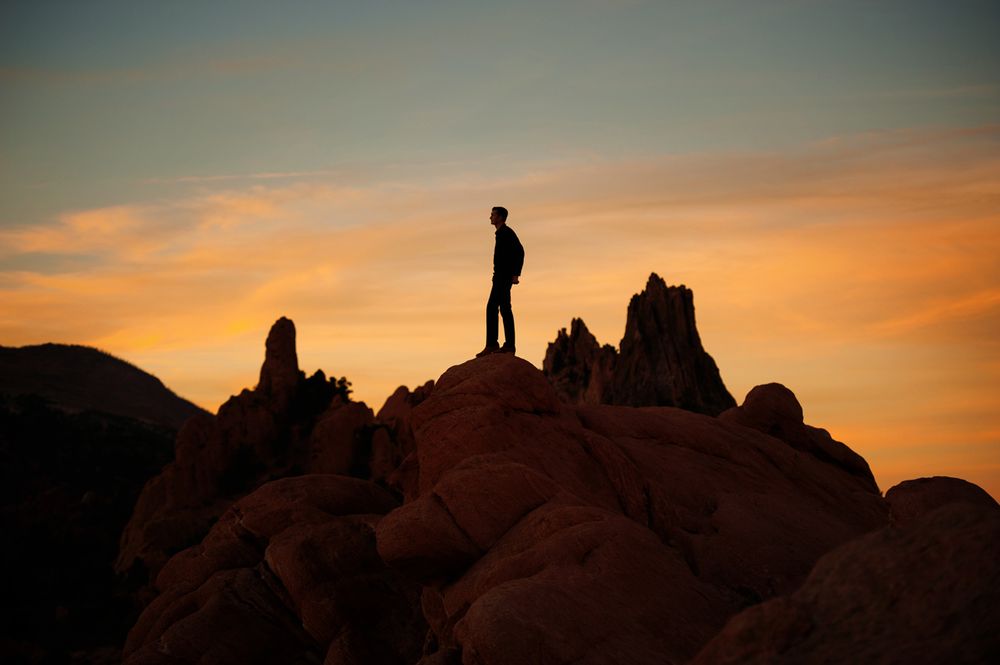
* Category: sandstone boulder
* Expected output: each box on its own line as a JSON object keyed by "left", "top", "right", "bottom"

{"left": 720, "top": 382, "right": 878, "bottom": 490}
{"left": 376, "top": 353, "right": 887, "bottom": 663}
{"left": 123, "top": 475, "right": 425, "bottom": 665}
{"left": 690, "top": 503, "right": 1000, "bottom": 664}
{"left": 885, "top": 475, "right": 999, "bottom": 526}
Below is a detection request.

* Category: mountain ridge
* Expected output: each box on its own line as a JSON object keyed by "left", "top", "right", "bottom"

{"left": 0, "top": 342, "right": 209, "bottom": 429}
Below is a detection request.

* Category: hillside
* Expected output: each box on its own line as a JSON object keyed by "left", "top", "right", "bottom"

{"left": 0, "top": 343, "right": 208, "bottom": 429}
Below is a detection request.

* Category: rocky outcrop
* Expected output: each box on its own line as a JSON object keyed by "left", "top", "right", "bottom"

{"left": 543, "top": 274, "right": 735, "bottom": 415}
{"left": 375, "top": 353, "right": 887, "bottom": 663}
{"left": 720, "top": 383, "right": 878, "bottom": 490}
{"left": 256, "top": 316, "right": 300, "bottom": 409}
{"left": 122, "top": 476, "right": 426, "bottom": 665}
{"left": 115, "top": 318, "right": 372, "bottom": 594}
{"left": 885, "top": 475, "right": 999, "bottom": 526}
{"left": 114, "top": 322, "right": 1000, "bottom": 665}
{"left": 690, "top": 502, "right": 1000, "bottom": 664}
{"left": 542, "top": 318, "right": 616, "bottom": 405}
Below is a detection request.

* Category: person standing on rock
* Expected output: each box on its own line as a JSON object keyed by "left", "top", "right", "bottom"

{"left": 477, "top": 206, "right": 524, "bottom": 357}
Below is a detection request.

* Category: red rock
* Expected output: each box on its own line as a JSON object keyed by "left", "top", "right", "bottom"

{"left": 543, "top": 274, "right": 736, "bottom": 415}
{"left": 450, "top": 503, "right": 731, "bottom": 665}
{"left": 308, "top": 396, "right": 375, "bottom": 474}
{"left": 376, "top": 353, "right": 888, "bottom": 662}
{"left": 720, "top": 382, "right": 878, "bottom": 490}
{"left": 885, "top": 475, "right": 999, "bottom": 526}
{"left": 116, "top": 319, "right": 378, "bottom": 591}
{"left": 690, "top": 503, "right": 1000, "bottom": 664}
{"left": 117, "top": 316, "right": 996, "bottom": 664}
{"left": 543, "top": 318, "right": 616, "bottom": 405}
{"left": 123, "top": 475, "right": 425, "bottom": 665}
{"left": 256, "top": 316, "right": 300, "bottom": 408}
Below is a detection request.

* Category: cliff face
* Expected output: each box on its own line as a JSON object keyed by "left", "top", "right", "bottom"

{"left": 544, "top": 273, "right": 736, "bottom": 415}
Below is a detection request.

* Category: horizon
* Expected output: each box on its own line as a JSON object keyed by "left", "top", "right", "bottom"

{"left": 2, "top": 1, "right": 998, "bottom": 500}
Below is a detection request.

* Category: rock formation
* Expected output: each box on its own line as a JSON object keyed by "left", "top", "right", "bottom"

{"left": 719, "top": 382, "right": 878, "bottom": 490}
{"left": 115, "top": 318, "right": 1000, "bottom": 665}
{"left": 544, "top": 273, "right": 736, "bottom": 415}
{"left": 542, "top": 318, "right": 616, "bottom": 405}
{"left": 885, "top": 475, "right": 999, "bottom": 526}
{"left": 374, "top": 354, "right": 887, "bottom": 663}
{"left": 690, "top": 502, "right": 1000, "bottom": 664}
{"left": 122, "top": 476, "right": 426, "bottom": 665}
{"left": 116, "top": 318, "right": 375, "bottom": 595}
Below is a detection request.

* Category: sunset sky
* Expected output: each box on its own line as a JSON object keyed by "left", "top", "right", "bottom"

{"left": 2, "top": 1, "right": 998, "bottom": 499}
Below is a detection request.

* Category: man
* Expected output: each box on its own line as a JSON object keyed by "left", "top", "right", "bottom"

{"left": 477, "top": 206, "right": 524, "bottom": 357}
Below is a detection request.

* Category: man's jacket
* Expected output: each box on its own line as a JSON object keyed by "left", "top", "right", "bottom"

{"left": 493, "top": 225, "right": 525, "bottom": 279}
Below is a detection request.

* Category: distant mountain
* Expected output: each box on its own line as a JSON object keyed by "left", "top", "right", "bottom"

{"left": 0, "top": 343, "right": 209, "bottom": 428}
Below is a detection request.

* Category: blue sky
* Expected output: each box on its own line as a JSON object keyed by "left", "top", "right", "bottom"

{"left": 3, "top": 1, "right": 998, "bottom": 224}
{"left": 1, "top": 1, "right": 999, "bottom": 497}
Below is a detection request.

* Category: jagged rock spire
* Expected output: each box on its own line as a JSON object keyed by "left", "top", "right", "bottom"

{"left": 612, "top": 274, "right": 735, "bottom": 415}
{"left": 543, "top": 274, "right": 736, "bottom": 416}
{"left": 257, "top": 316, "right": 300, "bottom": 404}
{"left": 543, "top": 318, "right": 616, "bottom": 405}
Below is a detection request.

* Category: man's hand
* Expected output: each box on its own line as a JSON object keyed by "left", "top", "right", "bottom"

{"left": 512, "top": 276, "right": 520, "bottom": 285}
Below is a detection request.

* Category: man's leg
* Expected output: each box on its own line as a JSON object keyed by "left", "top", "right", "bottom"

{"left": 484, "top": 279, "right": 501, "bottom": 348}
{"left": 498, "top": 281, "right": 515, "bottom": 352}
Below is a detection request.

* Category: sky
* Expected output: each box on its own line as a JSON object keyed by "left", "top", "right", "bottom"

{"left": 1, "top": 1, "right": 998, "bottom": 499}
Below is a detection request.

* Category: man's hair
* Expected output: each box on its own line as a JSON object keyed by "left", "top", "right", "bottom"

{"left": 492, "top": 206, "right": 508, "bottom": 222}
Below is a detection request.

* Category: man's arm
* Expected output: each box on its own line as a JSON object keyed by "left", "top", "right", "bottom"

{"left": 512, "top": 231, "right": 524, "bottom": 284}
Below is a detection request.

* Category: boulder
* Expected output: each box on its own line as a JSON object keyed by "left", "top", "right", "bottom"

{"left": 123, "top": 475, "right": 425, "bottom": 665}
{"left": 720, "top": 383, "right": 878, "bottom": 490}
{"left": 690, "top": 503, "right": 1000, "bottom": 664}
{"left": 377, "top": 353, "right": 888, "bottom": 663}
{"left": 885, "top": 476, "right": 999, "bottom": 526}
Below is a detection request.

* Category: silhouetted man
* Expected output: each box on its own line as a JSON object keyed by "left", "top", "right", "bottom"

{"left": 477, "top": 206, "right": 524, "bottom": 357}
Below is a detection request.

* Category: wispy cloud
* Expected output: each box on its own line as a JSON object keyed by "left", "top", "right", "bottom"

{"left": 1, "top": 125, "right": 998, "bottom": 497}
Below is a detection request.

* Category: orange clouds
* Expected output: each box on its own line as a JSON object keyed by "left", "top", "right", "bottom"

{"left": 1, "top": 125, "right": 998, "bottom": 499}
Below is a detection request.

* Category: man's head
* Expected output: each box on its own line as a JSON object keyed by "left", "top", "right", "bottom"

{"left": 490, "top": 206, "right": 508, "bottom": 228}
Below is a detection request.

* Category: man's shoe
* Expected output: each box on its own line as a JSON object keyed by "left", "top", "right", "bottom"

{"left": 499, "top": 344, "right": 516, "bottom": 355}
{"left": 475, "top": 345, "right": 500, "bottom": 358}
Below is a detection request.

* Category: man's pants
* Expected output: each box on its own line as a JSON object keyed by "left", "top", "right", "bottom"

{"left": 486, "top": 277, "right": 514, "bottom": 348}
